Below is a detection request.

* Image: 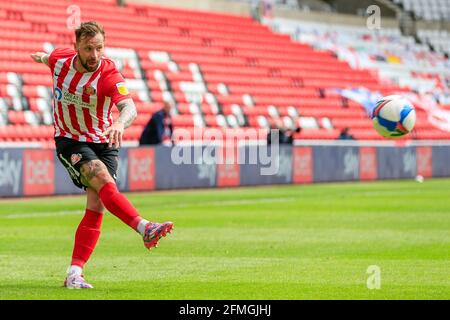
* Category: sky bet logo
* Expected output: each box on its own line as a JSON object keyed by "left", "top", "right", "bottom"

{"left": 54, "top": 87, "right": 62, "bottom": 101}
{"left": 23, "top": 150, "right": 55, "bottom": 196}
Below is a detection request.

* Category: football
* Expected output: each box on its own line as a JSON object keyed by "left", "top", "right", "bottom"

{"left": 371, "top": 95, "right": 416, "bottom": 138}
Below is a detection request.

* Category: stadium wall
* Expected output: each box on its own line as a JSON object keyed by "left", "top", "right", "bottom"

{"left": 0, "top": 144, "right": 443, "bottom": 197}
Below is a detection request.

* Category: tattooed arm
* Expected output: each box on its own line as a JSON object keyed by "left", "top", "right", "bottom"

{"left": 116, "top": 98, "right": 137, "bottom": 129}
{"left": 102, "top": 98, "right": 137, "bottom": 148}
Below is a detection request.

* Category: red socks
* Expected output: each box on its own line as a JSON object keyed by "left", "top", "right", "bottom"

{"left": 71, "top": 183, "right": 143, "bottom": 268}
{"left": 71, "top": 209, "right": 103, "bottom": 268}
{"left": 98, "top": 182, "right": 142, "bottom": 230}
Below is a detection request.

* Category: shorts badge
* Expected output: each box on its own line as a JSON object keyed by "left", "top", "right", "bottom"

{"left": 71, "top": 153, "right": 82, "bottom": 165}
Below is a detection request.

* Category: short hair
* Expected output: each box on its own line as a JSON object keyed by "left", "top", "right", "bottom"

{"left": 75, "top": 21, "right": 105, "bottom": 43}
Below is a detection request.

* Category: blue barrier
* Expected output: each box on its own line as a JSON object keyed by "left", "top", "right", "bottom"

{"left": 0, "top": 143, "right": 447, "bottom": 197}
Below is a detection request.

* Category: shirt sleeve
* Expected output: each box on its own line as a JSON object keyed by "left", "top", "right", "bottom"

{"left": 104, "top": 70, "right": 131, "bottom": 105}
{"left": 48, "top": 47, "right": 75, "bottom": 72}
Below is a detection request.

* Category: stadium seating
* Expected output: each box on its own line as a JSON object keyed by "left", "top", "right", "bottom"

{"left": 417, "top": 28, "right": 450, "bottom": 56}
{"left": 0, "top": 0, "right": 449, "bottom": 145}
{"left": 267, "top": 17, "right": 450, "bottom": 140}
{"left": 393, "top": 0, "right": 450, "bottom": 21}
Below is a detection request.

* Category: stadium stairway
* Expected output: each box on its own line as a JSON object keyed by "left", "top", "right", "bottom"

{"left": 0, "top": 0, "right": 447, "bottom": 146}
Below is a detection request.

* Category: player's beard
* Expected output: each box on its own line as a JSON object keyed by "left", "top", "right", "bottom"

{"left": 78, "top": 54, "right": 99, "bottom": 72}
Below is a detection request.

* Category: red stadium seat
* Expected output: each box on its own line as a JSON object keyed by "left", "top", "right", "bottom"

{"left": 0, "top": 0, "right": 446, "bottom": 145}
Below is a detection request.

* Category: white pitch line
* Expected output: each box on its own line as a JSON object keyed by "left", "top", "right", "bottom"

{"left": 1, "top": 197, "right": 296, "bottom": 219}
{"left": 2, "top": 210, "right": 83, "bottom": 219}
{"left": 167, "top": 197, "right": 296, "bottom": 208}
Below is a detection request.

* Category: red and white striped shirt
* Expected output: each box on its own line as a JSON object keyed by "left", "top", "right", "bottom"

{"left": 48, "top": 48, "right": 131, "bottom": 143}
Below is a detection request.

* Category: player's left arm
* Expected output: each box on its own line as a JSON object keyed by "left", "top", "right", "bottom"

{"left": 102, "top": 98, "right": 137, "bottom": 148}
{"left": 30, "top": 52, "right": 49, "bottom": 66}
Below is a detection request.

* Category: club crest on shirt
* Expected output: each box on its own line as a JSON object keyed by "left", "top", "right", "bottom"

{"left": 70, "top": 153, "right": 82, "bottom": 165}
{"left": 83, "top": 85, "right": 96, "bottom": 95}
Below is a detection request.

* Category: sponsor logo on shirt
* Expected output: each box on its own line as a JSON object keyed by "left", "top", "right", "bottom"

{"left": 55, "top": 90, "right": 95, "bottom": 108}
{"left": 54, "top": 87, "right": 63, "bottom": 101}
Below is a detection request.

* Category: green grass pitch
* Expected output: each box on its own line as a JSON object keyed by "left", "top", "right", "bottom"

{"left": 0, "top": 179, "right": 449, "bottom": 300}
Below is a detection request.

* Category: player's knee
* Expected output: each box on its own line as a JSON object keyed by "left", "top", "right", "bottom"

{"left": 87, "top": 202, "right": 105, "bottom": 214}
{"left": 86, "top": 188, "right": 106, "bottom": 213}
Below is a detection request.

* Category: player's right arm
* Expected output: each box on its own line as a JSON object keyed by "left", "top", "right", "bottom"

{"left": 30, "top": 52, "right": 50, "bottom": 66}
